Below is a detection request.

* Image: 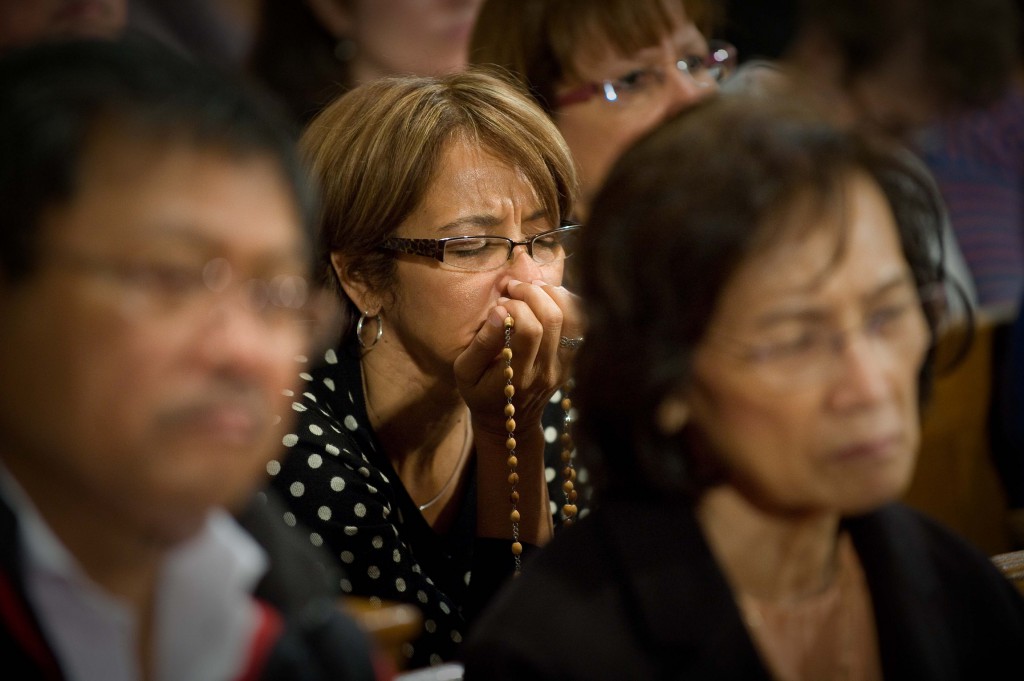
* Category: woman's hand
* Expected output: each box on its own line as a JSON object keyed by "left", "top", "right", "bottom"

{"left": 454, "top": 279, "right": 582, "bottom": 435}
{"left": 453, "top": 279, "right": 583, "bottom": 545}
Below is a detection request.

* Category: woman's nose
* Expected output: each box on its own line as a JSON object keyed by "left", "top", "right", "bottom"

{"left": 828, "top": 334, "right": 892, "bottom": 411}
{"left": 507, "top": 243, "right": 544, "bottom": 281}
{"left": 664, "top": 67, "right": 715, "bottom": 116}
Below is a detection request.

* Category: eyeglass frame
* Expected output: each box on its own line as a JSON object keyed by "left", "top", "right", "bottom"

{"left": 554, "top": 39, "right": 738, "bottom": 108}
{"left": 379, "top": 224, "right": 582, "bottom": 272}
{"left": 44, "top": 249, "right": 316, "bottom": 327}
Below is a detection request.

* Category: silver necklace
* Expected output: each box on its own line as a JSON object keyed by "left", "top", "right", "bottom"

{"left": 418, "top": 415, "right": 471, "bottom": 512}
{"left": 361, "top": 367, "right": 471, "bottom": 513}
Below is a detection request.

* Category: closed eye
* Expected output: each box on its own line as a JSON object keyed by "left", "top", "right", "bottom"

{"left": 611, "top": 67, "right": 661, "bottom": 92}
{"left": 866, "top": 302, "right": 913, "bottom": 334}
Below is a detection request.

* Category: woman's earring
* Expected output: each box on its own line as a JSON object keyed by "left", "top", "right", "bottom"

{"left": 356, "top": 311, "right": 383, "bottom": 349}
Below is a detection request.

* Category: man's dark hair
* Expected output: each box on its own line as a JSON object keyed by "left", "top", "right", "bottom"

{"left": 0, "top": 36, "right": 316, "bottom": 283}
{"left": 796, "top": 0, "right": 1018, "bottom": 108}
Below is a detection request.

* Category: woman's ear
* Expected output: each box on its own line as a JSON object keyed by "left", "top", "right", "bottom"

{"left": 656, "top": 393, "right": 690, "bottom": 435}
{"left": 331, "top": 250, "right": 379, "bottom": 314}
{"left": 305, "top": 0, "right": 353, "bottom": 39}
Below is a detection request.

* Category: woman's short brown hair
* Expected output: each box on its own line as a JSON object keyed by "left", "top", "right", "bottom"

{"left": 469, "top": 0, "right": 715, "bottom": 114}
{"left": 301, "top": 67, "right": 578, "bottom": 336}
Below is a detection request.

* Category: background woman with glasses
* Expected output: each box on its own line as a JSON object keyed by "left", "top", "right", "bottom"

{"left": 267, "top": 68, "right": 584, "bottom": 669}
{"left": 463, "top": 95, "right": 1024, "bottom": 679}
{"left": 469, "top": 0, "right": 733, "bottom": 220}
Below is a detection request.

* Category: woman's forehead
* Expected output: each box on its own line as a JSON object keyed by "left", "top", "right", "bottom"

{"left": 713, "top": 174, "right": 907, "bottom": 316}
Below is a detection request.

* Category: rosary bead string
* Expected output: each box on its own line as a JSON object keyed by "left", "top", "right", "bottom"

{"left": 560, "top": 380, "right": 577, "bottom": 526}
{"left": 503, "top": 316, "right": 522, "bottom": 573}
{"left": 503, "top": 317, "right": 578, "bottom": 574}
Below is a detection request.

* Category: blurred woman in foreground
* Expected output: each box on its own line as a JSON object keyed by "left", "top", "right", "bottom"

{"left": 463, "top": 94, "right": 1024, "bottom": 680}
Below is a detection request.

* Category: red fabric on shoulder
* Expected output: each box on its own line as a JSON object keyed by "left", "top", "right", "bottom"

{"left": 0, "top": 569, "right": 63, "bottom": 680}
{"left": 233, "top": 599, "right": 284, "bottom": 681}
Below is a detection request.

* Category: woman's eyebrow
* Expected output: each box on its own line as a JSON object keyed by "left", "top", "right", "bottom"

{"left": 436, "top": 209, "right": 548, "bottom": 233}
{"left": 750, "top": 272, "right": 918, "bottom": 329}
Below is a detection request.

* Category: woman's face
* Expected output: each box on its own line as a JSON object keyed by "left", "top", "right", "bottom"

{"left": 376, "top": 137, "right": 564, "bottom": 381}
{"left": 343, "top": 0, "right": 483, "bottom": 85}
{"left": 553, "top": 3, "right": 715, "bottom": 216}
{"left": 684, "top": 172, "right": 929, "bottom": 516}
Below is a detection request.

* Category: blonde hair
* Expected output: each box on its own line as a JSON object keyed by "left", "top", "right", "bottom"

{"left": 300, "top": 68, "right": 579, "bottom": 333}
{"left": 469, "top": 0, "right": 716, "bottom": 114}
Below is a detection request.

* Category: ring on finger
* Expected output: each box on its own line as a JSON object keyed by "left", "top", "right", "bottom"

{"left": 559, "top": 336, "right": 585, "bottom": 350}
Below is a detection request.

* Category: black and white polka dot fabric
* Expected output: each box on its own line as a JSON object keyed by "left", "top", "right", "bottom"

{"left": 268, "top": 342, "right": 588, "bottom": 668}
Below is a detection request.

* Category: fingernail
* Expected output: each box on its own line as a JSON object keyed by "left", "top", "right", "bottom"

{"left": 508, "top": 279, "right": 522, "bottom": 287}
{"left": 489, "top": 306, "right": 508, "bottom": 327}
{"left": 531, "top": 279, "right": 548, "bottom": 286}
{"left": 497, "top": 296, "right": 510, "bottom": 304}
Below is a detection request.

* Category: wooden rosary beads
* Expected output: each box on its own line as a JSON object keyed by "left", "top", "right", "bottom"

{"left": 503, "top": 316, "right": 578, "bottom": 574}
{"left": 503, "top": 316, "right": 522, "bottom": 572}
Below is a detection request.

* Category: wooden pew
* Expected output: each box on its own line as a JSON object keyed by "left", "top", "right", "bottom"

{"left": 903, "top": 307, "right": 1017, "bottom": 555}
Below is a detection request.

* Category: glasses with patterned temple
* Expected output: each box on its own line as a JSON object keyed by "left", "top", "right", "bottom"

{"left": 379, "top": 224, "right": 582, "bottom": 272}
{"left": 707, "top": 282, "right": 942, "bottom": 388}
{"left": 50, "top": 250, "right": 317, "bottom": 332}
{"left": 555, "top": 39, "right": 737, "bottom": 108}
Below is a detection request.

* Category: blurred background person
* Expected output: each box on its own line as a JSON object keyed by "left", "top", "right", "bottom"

{"left": 463, "top": 94, "right": 1024, "bottom": 680}
{"left": 723, "top": 0, "right": 1020, "bottom": 311}
{"left": 916, "top": 0, "right": 1024, "bottom": 312}
{"left": 469, "top": 0, "right": 734, "bottom": 221}
{"left": 774, "top": 0, "right": 1016, "bottom": 138}
{"left": 0, "top": 37, "right": 382, "bottom": 681}
{"left": 127, "top": 0, "right": 260, "bottom": 71}
{"left": 267, "top": 69, "right": 583, "bottom": 670}
{"left": 0, "top": 0, "right": 125, "bottom": 49}
{"left": 248, "top": 0, "right": 483, "bottom": 125}
{"left": 912, "top": 0, "right": 1024, "bottom": 547}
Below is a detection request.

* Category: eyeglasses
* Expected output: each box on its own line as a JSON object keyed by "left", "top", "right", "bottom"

{"left": 708, "top": 283, "right": 939, "bottom": 388}
{"left": 379, "top": 224, "right": 581, "bottom": 272}
{"left": 49, "top": 250, "right": 317, "bottom": 333}
{"left": 555, "top": 39, "right": 737, "bottom": 108}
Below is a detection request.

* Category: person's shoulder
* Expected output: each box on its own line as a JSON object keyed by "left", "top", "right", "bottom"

{"left": 258, "top": 597, "right": 383, "bottom": 681}
{"left": 852, "top": 503, "right": 1023, "bottom": 601}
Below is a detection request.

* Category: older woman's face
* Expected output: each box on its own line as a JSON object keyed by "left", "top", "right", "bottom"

{"left": 553, "top": 3, "right": 714, "bottom": 217}
{"left": 381, "top": 137, "right": 564, "bottom": 379}
{"left": 685, "top": 172, "right": 929, "bottom": 516}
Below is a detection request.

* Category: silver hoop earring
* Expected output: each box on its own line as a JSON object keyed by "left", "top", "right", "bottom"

{"left": 356, "top": 311, "right": 383, "bottom": 349}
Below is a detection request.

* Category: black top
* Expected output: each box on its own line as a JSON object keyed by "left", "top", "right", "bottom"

{"left": 269, "top": 341, "right": 586, "bottom": 668}
{"left": 463, "top": 494, "right": 1024, "bottom": 680}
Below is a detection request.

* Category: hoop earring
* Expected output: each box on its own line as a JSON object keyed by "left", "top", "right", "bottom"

{"left": 356, "top": 311, "right": 382, "bottom": 349}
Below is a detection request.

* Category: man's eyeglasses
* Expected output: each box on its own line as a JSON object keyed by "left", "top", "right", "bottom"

{"left": 555, "top": 40, "right": 737, "bottom": 108}
{"left": 49, "top": 250, "right": 317, "bottom": 333}
{"left": 379, "top": 224, "right": 581, "bottom": 272}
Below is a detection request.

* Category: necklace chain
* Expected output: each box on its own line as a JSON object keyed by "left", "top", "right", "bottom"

{"left": 361, "top": 364, "right": 471, "bottom": 514}
{"left": 418, "top": 416, "right": 471, "bottom": 512}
